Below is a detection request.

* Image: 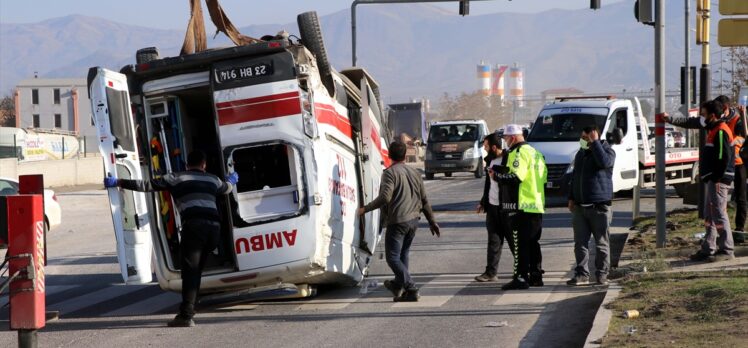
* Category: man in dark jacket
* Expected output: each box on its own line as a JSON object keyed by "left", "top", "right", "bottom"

{"left": 566, "top": 126, "right": 615, "bottom": 286}
{"left": 358, "top": 142, "right": 440, "bottom": 302}
{"left": 474, "top": 132, "right": 514, "bottom": 282}
{"left": 104, "top": 150, "right": 237, "bottom": 327}
{"left": 691, "top": 100, "right": 736, "bottom": 261}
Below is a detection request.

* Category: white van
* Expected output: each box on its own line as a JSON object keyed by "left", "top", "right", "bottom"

{"left": 88, "top": 12, "right": 391, "bottom": 300}
{"left": 424, "top": 119, "right": 489, "bottom": 179}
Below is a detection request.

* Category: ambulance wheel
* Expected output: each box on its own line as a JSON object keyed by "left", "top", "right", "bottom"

{"left": 474, "top": 163, "right": 484, "bottom": 178}
{"left": 445, "top": 172, "right": 452, "bottom": 178}
{"left": 136, "top": 47, "right": 160, "bottom": 64}
{"left": 297, "top": 12, "right": 334, "bottom": 95}
{"left": 425, "top": 172, "right": 434, "bottom": 180}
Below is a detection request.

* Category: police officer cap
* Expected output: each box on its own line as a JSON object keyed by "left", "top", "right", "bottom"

{"left": 502, "top": 124, "right": 523, "bottom": 136}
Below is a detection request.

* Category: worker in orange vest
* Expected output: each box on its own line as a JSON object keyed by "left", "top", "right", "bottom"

{"left": 716, "top": 95, "right": 747, "bottom": 235}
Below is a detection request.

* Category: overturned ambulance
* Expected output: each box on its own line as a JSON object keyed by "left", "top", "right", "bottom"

{"left": 88, "top": 12, "right": 391, "bottom": 300}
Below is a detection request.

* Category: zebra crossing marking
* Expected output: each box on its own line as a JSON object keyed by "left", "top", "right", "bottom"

{"left": 102, "top": 290, "right": 181, "bottom": 317}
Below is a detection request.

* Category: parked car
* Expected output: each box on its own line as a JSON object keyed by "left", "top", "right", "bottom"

{"left": 0, "top": 177, "right": 62, "bottom": 231}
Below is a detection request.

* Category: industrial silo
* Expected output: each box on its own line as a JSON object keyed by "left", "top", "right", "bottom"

{"left": 509, "top": 64, "right": 525, "bottom": 107}
{"left": 477, "top": 62, "right": 491, "bottom": 96}
{"left": 491, "top": 64, "right": 508, "bottom": 102}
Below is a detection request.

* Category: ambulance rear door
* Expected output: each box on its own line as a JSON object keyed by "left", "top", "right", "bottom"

{"left": 88, "top": 67, "right": 153, "bottom": 284}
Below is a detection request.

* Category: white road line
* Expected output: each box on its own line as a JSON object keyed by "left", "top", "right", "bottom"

{"left": 392, "top": 275, "right": 472, "bottom": 308}
{"left": 49, "top": 284, "right": 149, "bottom": 315}
{"left": 492, "top": 274, "right": 569, "bottom": 306}
{"left": 0, "top": 285, "right": 78, "bottom": 309}
{"left": 102, "top": 290, "right": 181, "bottom": 317}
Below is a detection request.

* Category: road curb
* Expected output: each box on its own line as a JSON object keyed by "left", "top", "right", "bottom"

{"left": 583, "top": 283, "right": 623, "bottom": 348}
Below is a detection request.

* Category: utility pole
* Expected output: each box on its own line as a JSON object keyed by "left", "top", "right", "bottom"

{"left": 684, "top": 0, "right": 691, "bottom": 146}
{"left": 654, "top": 0, "right": 666, "bottom": 248}
{"left": 696, "top": 0, "right": 711, "bottom": 218}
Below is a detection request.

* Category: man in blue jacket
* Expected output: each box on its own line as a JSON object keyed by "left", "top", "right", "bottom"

{"left": 566, "top": 126, "right": 615, "bottom": 286}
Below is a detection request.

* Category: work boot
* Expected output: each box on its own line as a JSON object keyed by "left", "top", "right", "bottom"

{"left": 501, "top": 278, "right": 529, "bottom": 290}
{"left": 710, "top": 250, "right": 735, "bottom": 262}
{"left": 383, "top": 280, "right": 404, "bottom": 298}
{"left": 529, "top": 272, "right": 544, "bottom": 287}
{"left": 394, "top": 288, "right": 420, "bottom": 302}
{"left": 734, "top": 231, "right": 747, "bottom": 243}
{"left": 474, "top": 273, "right": 499, "bottom": 282}
{"left": 566, "top": 274, "right": 590, "bottom": 286}
{"left": 596, "top": 274, "right": 609, "bottom": 286}
{"left": 167, "top": 314, "right": 195, "bottom": 327}
{"left": 689, "top": 251, "right": 713, "bottom": 262}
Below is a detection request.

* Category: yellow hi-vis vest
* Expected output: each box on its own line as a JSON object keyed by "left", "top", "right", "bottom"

{"left": 506, "top": 143, "right": 547, "bottom": 214}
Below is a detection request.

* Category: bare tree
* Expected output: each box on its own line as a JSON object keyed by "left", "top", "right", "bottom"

{"left": 437, "top": 91, "right": 514, "bottom": 131}
{"left": 0, "top": 94, "right": 15, "bottom": 127}
{"left": 728, "top": 47, "right": 748, "bottom": 102}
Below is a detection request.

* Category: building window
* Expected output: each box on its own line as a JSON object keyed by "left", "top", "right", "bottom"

{"left": 33, "top": 114, "right": 40, "bottom": 128}
{"left": 32, "top": 89, "right": 39, "bottom": 105}
{"left": 54, "top": 89, "right": 61, "bottom": 104}
{"left": 55, "top": 114, "right": 62, "bottom": 128}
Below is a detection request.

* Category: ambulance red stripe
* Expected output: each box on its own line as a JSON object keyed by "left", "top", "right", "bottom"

{"left": 216, "top": 93, "right": 301, "bottom": 126}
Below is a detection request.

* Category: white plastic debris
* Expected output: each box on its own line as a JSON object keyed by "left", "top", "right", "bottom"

{"left": 484, "top": 321, "right": 509, "bottom": 328}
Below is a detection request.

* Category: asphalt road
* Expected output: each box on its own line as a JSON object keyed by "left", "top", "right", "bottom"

{"left": 0, "top": 173, "right": 686, "bottom": 347}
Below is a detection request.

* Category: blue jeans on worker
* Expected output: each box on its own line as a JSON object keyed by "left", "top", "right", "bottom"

{"left": 385, "top": 219, "right": 419, "bottom": 290}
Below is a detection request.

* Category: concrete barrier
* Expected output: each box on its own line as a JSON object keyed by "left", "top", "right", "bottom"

{"left": 0, "top": 155, "right": 103, "bottom": 187}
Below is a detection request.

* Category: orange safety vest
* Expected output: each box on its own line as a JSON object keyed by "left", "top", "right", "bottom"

{"left": 725, "top": 114, "right": 744, "bottom": 166}
{"left": 706, "top": 122, "right": 734, "bottom": 158}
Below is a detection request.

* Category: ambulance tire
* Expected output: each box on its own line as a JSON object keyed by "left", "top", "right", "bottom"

{"left": 425, "top": 172, "right": 435, "bottom": 180}
{"left": 297, "top": 12, "right": 334, "bottom": 95}
{"left": 445, "top": 172, "right": 452, "bottom": 178}
{"left": 136, "top": 47, "right": 160, "bottom": 64}
{"left": 474, "top": 162, "right": 484, "bottom": 178}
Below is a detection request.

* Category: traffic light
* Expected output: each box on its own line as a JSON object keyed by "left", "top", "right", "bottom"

{"left": 590, "top": 0, "right": 601, "bottom": 10}
{"left": 459, "top": 0, "right": 469, "bottom": 16}
{"left": 635, "top": 0, "right": 654, "bottom": 26}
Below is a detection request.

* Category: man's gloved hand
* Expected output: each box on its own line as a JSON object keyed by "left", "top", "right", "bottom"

{"left": 429, "top": 222, "right": 441, "bottom": 238}
{"left": 104, "top": 176, "right": 119, "bottom": 188}
{"left": 226, "top": 172, "right": 239, "bottom": 185}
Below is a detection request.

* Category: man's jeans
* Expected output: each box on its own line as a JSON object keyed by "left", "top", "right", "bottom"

{"left": 572, "top": 204, "right": 611, "bottom": 278}
{"left": 703, "top": 182, "right": 735, "bottom": 255}
{"left": 385, "top": 219, "right": 419, "bottom": 290}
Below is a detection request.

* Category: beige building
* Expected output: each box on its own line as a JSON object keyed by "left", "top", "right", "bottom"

{"left": 14, "top": 77, "right": 97, "bottom": 153}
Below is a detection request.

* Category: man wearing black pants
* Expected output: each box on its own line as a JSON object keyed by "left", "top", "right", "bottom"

{"left": 358, "top": 142, "right": 440, "bottom": 302}
{"left": 475, "top": 133, "right": 514, "bottom": 282}
{"left": 105, "top": 150, "right": 237, "bottom": 327}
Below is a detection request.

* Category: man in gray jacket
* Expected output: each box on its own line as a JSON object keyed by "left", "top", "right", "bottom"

{"left": 358, "top": 142, "right": 440, "bottom": 302}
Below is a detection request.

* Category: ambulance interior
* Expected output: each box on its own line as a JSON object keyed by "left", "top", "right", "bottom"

{"left": 141, "top": 84, "right": 237, "bottom": 273}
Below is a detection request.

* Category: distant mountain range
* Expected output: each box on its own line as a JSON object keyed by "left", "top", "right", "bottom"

{"left": 0, "top": 2, "right": 718, "bottom": 103}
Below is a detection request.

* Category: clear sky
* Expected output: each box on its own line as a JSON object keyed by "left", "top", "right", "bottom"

{"left": 1, "top": 0, "right": 625, "bottom": 29}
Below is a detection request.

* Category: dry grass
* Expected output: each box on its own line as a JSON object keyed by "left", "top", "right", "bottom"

{"left": 602, "top": 271, "right": 748, "bottom": 347}
{"left": 625, "top": 207, "right": 737, "bottom": 254}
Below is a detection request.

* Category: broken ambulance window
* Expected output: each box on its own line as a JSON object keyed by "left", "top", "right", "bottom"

{"left": 232, "top": 144, "right": 293, "bottom": 192}
{"left": 229, "top": 143, "right": 302, "bottom": 222}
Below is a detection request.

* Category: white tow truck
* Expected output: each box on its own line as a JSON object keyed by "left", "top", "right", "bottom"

{"left": 527, "top": 96, "right": 699, "bottom": 198}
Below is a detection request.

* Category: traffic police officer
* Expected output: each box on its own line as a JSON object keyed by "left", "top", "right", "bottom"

{"left": 493, "top": 124, "right": 547, "bottom": 290}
